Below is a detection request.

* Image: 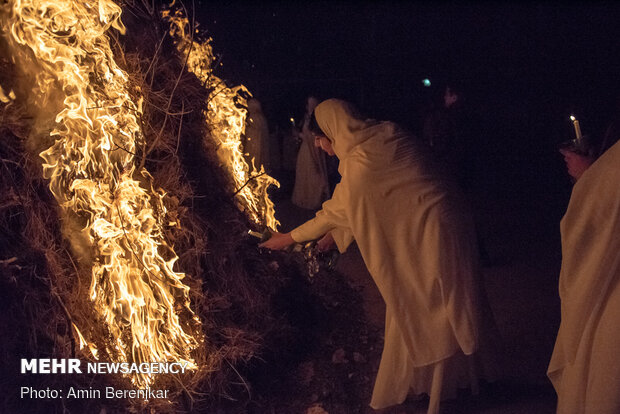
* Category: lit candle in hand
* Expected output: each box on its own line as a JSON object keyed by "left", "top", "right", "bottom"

{"left": 570, "top": 115, "right": 583, "bottom": 140}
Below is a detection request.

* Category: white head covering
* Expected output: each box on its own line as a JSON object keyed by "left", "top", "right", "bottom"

{"left": 314, "top": 99, "right": 374, "bottom": 160}
{"left": 314, "top": 98, "right": 431, "bottom": 176}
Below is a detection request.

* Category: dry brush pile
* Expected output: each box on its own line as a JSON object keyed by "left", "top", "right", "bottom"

{"left": 0, "top": 1, "right": 317, "bottom": 412}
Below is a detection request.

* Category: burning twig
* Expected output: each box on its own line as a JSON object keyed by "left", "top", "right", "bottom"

{"left": 233, "top": 171, "right": 267, "bottom": 196}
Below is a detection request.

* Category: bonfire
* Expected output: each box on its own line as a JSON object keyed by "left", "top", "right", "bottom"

{"left": 0, "top": 0, "right": 283, "bottom": 410}
{"left": 0, "top": 2, "right": 378, "bottom": 413}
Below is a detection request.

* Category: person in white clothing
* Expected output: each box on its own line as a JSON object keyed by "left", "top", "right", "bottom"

{"left": 291, "top": 95, "right": 330, "bottom": 209}
{"left": 244, "top": 98, "right": 270, "bottom": 171}
{"left": 261, "top": 99, "right": 496, "bottom": 413}
{"left": 548, "top": 139, "right": 620, "bottom": 414}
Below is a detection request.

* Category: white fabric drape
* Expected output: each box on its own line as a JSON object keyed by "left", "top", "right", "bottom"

{"left": 244, "top": 99, "right": 270, "bottom": 170}
{"left": 548, "top": 140, "right": 620, "bottom": 414}
{"left": 291, "top": 112, "right": 330, "bottom": 209}
{"left": 291, "top": 99, "right": 494, "bottom": 412}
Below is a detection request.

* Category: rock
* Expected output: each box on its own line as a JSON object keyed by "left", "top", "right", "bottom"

{"left": 353, "top": 352, "right": 366, "bottom": 363}
{"left": 331, "top": 348, "right": 348, "bottom": 364}
{"left": 306, "top": 403, "right": 329, "bottom": 414}
{"left": 298, "top": 361, "right": 315, "bottom": 385}
{"left": 268, "top": 260, "right": 279, "bottom": 271}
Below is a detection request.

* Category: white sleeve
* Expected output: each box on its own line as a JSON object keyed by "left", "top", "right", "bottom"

{"left": 290, "top": 178, "right": 353, "bottom": 250}
{"left": 330, "top": 227, "right": 355, "bottom": 253}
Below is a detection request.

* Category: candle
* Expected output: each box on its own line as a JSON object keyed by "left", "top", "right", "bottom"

{"left": 570, "top": 115, "right": 583, "bottom": 140}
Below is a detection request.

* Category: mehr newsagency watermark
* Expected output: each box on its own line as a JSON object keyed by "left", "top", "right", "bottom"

{"left": 19, "top": 358, "right": 189, "bottom": 399}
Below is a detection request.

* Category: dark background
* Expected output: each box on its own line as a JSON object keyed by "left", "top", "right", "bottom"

{"left": 195, "top": 1, "right": 620, "bottom": 211}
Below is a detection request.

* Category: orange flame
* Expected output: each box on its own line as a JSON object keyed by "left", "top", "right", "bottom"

{"left": 1, "top": 0, "right": 201, "bottom": 387}
{"left": 164, "top": 8, "right": 280, "bottom": 231}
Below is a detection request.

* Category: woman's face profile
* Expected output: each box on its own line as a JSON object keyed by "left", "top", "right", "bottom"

{"left": 314, "top": 134, "right": 335, "bottom": 156}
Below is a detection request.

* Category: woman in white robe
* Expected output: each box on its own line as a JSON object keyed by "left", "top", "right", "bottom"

{"left": 291, "top": 96, "right": 330, "bottom": 209}
{"left": 261, "top": 99, "right": 495, "bottom": 413}
{"left": 548, "top": 140, "right": 620, "bottom": 414}
{"left": 244, "top": 98, "right": 270, "bottom": 171}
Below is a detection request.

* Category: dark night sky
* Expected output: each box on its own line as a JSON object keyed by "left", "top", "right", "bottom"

{"left": 194, "top": 1, "right": 620, "bottom": 207}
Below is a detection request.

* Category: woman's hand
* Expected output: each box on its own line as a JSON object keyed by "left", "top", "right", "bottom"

{"left": 317, "top": 232, "right": 336, "bottom": 251}
{"left": 259, "top": 231, "right": 295, "bottom": 250}
{"left": 560, "top": 149, "right": 594, "bottom": 181}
